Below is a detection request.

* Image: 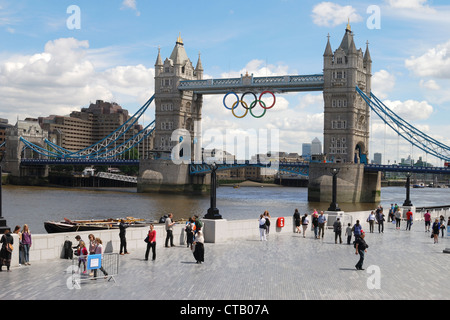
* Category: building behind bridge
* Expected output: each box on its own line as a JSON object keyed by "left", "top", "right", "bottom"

{"left": 37, "top": 100, "right": 153, "bottom": 157}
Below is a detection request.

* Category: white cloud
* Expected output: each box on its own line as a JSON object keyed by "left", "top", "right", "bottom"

{"left": 0, "top": 38, "right": 154, "bottom": 124}
{"left": 405, "top": 40, "right": 450, "bottom": 78}
{"left": 386, "top": 0, "right": 429, "bottom": 9}
{"left": 419, "top": 79, "right": 441, "bottom": 90}
{"left": 371, "top": 70, "right": 396, "bottom": 99}
{"left": 311, "top": 2, "right": 362, "bottom": 27}
{"left": 383, "top": 99, "right": 434, "bottom": 121}
{"left": 121, "top": 0, "right": 141, "bottom": 16}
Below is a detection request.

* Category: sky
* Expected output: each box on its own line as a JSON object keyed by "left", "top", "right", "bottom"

{"left": 1, "top": 0, "right": 450, "bottom": 166}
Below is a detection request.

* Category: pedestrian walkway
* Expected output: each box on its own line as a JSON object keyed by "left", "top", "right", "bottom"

{"left": 0, "top": 220, "right": 449, "bottom": 301}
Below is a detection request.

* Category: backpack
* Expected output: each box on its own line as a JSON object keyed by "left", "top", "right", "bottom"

{"left": 196, "top": 219, "right": 203, "bottom": 230}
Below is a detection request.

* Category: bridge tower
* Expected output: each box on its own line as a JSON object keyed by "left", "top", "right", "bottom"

{"left": 309, "top": 24, "right": 380, "bottom": 204}
{"left": 153, "top": 35, "right": 203, "bottom": 158}
{"left": 1, "top": 120, "right": 49, "bottom": 184}
{"left": 323, "top": 22, "right": 372, "bottom": 164}
{"left": 138, "top": 35, "right": 207, "bottom": 193}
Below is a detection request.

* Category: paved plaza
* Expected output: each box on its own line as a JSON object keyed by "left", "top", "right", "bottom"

{"left": 1, "top": 219, "right": 449, "bottom": 302}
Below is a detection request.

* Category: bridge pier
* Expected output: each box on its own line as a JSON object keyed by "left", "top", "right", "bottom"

{"left": 308, "top": 163, "right": 381, "bottom": 203}
{"left": 137, "top": 159, "right": 209, "bottom": 194}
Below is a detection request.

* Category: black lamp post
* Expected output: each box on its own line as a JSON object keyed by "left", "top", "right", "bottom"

{"left": 403, "top": 172, "right": 413, "bottom": 207}
{"left": 328, "top": 167, "right": 341, "bottom": 212}
{"left": 0, "top": 166, "right": 10, "bottom": 234}
{"left": 204, "top": 163, "right": 222, "bottom": 220}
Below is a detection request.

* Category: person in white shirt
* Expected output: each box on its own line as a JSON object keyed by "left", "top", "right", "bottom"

{"left": 259, "top": 214, "right": 267, "bottom": 241}
{"left": 301, "top": 214, "right": 309, "bottom": 238}
{"left": 367, "top": 211, "right": 376, "bottom": 233}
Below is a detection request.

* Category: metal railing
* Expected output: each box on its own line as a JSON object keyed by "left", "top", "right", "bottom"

{"left": 70, "top": 253, "right": 119, "bottom": 288}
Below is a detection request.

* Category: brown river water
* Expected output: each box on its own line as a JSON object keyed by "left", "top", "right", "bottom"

{"left": 2, "top": 185, "right": 449, "bottom": 234}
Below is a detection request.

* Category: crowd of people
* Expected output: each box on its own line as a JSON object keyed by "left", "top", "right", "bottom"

{"left": 0, "top": 224, "right": 32, "bottom": 272}
{"left": 291, "top": 205, "right": 449, "bottom": 270}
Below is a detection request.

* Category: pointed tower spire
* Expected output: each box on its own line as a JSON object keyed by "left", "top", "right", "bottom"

{"left": 346, "top": 18, "right": 351, "bottom": 32}
{"left": 364, "top": 40, "right": 372, "bottom": 62}
{"left": 324, "top": 33, "right": 333, "bottom": 56}
{"left": 155, "top": 46, "right": 163, "bottom": 66}
{"left": 195, "top": 52, "right": 203, "bottom": 71}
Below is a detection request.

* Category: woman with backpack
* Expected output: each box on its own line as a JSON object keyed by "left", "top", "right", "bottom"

{"left": 0, "top": 230, "right": 14, "bottom": 272}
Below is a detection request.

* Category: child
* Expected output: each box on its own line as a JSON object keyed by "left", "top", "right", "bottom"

{"left": 345, "top": 223, "right": 352, "bottom": 245}
{"left": 77, "top": 241, "right": 88, "bottom": 274}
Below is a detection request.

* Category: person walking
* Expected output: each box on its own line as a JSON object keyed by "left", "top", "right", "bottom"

{"left": 145, "top": 224, "right": 156, "bottom": 261}
{"left": 376, "top": 209, "right": 385, "bottom": 233}
{"left": 185, "top": 218, "right": 195, "bottom": 249}
{"left": 165, "top": 213, "right": 176, "bottom": 247}
{"left": 301, "top": 214, "right": 309, "bottom": 238}
{"left": 12, "top": 225, "right": 24, "bottom": 266}
{"left": 345, "top": 223, "right": 352, "bottom": 245}
{"left": 439, "top": 215, "right": 446, "bottom": 238}
{"left": 192, "top": 227, "right": 204, "bottom": 264}
{"left": 405, "top": 209, "right": 413, "bottom": 231}
{"left": 293, "top": 209, "right": 301, "bottom": 233}
{"left": 354, "top": 231, "right": 369, "bottom": 271}
{"left": 0, "top": 230, "right": 14, "bottom": 272}
{"left": 394, "top": 208, "right": 402, "bottom": 230}
{"left": 424, "top": 210, "right": 431, "bottom": 232}
{"left": 352, "top": 220, "right": 362, "bottom": 241}
{"left": 93, "top": 238, "right": 108, "bottom": 278}
{"left": 318, "top": 211, "right": 327, "bottom": 239}
{"left": 432, "top": 219, "right": 441, "bottom": 244}
{"left": 259, "top": 214, "right": 267, "bottom": 241}
{"left": 88, "top": 234, "right": 96, "bottom": 255}
{"left": 119, "top": 219, "right": 129, "bottom": 255}
{"left": 367, "top": 211, "right": 376, "bottom": 233}
{"left": 312, "top": 211, "right": 319, "bottom": 239}
{"left": 263, "top": 211, "right": 271, "bottom": 236}
{"left": 333, "top": 218, "right": 342, "bottom": 244}
{"left": 21, "top": 224, "right": 32, "bottom": 265}
{"left": 77, "top": 241, "right": 88, "bottom": 274}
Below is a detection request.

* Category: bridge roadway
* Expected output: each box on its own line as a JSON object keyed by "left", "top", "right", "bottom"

{"left": 0, "top": 218, "right": 448, "bottom": 305}
{"left": 20, "top": 158, "right": 450, "bottom": 175}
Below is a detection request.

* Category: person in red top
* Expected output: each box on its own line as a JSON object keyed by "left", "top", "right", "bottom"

{"left": 145, "top": 224, "right": 156, "bottom": 261}
{"left": 424, "top": 210, "right": 431, "bottom": 232}
{"left": 406, "top": 209, "right": 413, "bottom": 231}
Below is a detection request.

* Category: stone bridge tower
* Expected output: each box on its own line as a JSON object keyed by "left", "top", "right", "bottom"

{"left": 138, "top": 35, "right": 207, "bottom": 193}
{"left": 1, "top": 120, "right": 49, "bottom": 183}
{"left": 308, "top": 24, "right": 380, "bottom": 204}
{"left": 153, "top": 35, "right": 203, "bottom": 159}
{"left": 323, "top": 22, "right": 372, "bottom": 164}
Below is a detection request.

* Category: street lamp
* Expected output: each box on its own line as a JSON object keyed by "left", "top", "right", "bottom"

{"left": 328, "top": 167, "right": 341, "bottom": 212}
{"left": 403, "top": 172, "right": 413, "bottom": 207}
{"left": 204, "top": 162, "right": 222, "bottom": 220}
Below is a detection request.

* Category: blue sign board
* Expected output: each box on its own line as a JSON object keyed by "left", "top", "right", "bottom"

{"left": 87, "top": 254, "right": 102, "bottom": 270}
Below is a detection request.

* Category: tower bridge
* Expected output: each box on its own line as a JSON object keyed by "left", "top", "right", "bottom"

{"left": 3, "top": 24, "right": 450, "bottom": 203}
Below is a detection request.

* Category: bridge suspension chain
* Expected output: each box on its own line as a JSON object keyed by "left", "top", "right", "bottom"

{"left": 356, "top": 87, "right": 450, "bottom": 162}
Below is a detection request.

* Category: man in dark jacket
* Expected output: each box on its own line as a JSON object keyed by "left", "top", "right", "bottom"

{"left": 355, "top": 231, "right": 369, "bottom": 270}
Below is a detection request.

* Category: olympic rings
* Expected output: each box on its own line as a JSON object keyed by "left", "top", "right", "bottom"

{"left": 223, "top": 91, "right": 276, "bottom": 119}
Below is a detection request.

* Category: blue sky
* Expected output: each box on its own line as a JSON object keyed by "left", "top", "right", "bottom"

{"left": 1, "top": 0, "right": 450, "bottom": 165}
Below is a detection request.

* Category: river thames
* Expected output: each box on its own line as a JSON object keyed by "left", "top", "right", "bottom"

{"left": 2, "top": 184, "right": 449, "bottom": 234}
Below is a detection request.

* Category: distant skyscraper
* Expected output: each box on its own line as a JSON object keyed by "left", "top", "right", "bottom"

{"left": 373, "top": 152, "right": 382, "bottom": 164}
{"left": 311, "top": 137, "right": 322, "bottom": 155}
{"left": 302, "top": 143, "right": 311, "bottom": 160}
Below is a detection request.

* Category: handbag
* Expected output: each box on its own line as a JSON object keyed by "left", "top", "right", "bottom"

{"left": 144, "top": 236, "right": 149, "bottom": 243}
{"left": 6, "top": 243, "right": 13, "bottom": 253}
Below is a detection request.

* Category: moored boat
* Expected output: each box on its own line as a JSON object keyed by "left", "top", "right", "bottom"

{"left": 44, "top": 217, "right": 148, "bottom": 234}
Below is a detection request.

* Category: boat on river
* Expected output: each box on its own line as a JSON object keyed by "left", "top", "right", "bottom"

{"left": 44, "top": 217, "right": 149, "bottom": 234}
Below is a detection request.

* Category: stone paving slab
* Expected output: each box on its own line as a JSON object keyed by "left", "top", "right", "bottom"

{"left": 0, "top": 220, "right": 449, "bottom": 302}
